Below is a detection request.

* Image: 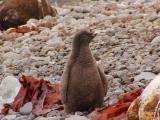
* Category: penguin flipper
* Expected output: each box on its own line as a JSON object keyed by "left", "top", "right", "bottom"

{"left": 97, "top": 66, "right": 108, "bottom": 95}
{"left": 61, "top": 59, "right": 74, "bottom": 103}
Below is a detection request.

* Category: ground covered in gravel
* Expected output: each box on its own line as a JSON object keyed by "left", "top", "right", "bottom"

{"left": 0, "top": 0, "right": 160, "bottom": 119}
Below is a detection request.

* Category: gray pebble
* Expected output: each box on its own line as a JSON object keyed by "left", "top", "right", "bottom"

{"left": 15, "top": 116, "right": 28, "bottom": 120}
{"left": 1, "top": 115, "right": 16, "bottom": 120}
{"left": 34, "top": 116, "right": 64, "bottom": 120}
{"left": 19, "top": 102, "right": 33, "bottom": 115}
{"left": 47, "top": 110, "right": 64, "bottom": 117}
{"left": 134, "top": 72, "right": 156, "bottom": 82}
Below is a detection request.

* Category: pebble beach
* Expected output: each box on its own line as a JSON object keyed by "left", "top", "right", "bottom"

{"left": 0, "top": 0, "right": 160, "bottom": 119}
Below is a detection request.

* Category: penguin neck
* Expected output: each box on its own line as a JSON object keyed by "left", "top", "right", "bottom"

{"left": 71, "top": 43, "right": 93, "bottom": 64}
{"left": 72, "top": 42, "right": 90, "bottom": 55}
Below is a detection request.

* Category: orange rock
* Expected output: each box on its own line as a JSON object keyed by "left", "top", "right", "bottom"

{"left": 127, "top": 75, "right": 160, "bottom": 120}
{"left": 0, "top": 0, "right": 57, "bottom": 30}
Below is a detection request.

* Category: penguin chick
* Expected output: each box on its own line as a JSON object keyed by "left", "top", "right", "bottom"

{"left": 61, "top": 30, "right": 107, "bottom": 114}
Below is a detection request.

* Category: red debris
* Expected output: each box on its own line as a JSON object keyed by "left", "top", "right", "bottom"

{"left": 118, "top": 88, "right": 143, "bottom": 103}
{"left": 1, "top": 104, "right": 11, "bottom": 115}
{"left": 2, "top": 75, "right": 63, "bottom": 116}
{"left": 8, "top": 26, "right": 39, "bottom": 33}
{"left": 92, "top": 88, "right": 143, "bottom": 120}
{"left": 1, "top": 75, "right": 143, "bottom": 119}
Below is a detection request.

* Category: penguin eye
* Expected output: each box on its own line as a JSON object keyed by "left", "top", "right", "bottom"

{"left": 80, "top": 34, "right": 87, "bottom": 39}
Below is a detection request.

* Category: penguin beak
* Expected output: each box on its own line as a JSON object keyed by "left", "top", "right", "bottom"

{"left": 89, "top": 33, "right": 97, "bottom": 42}
{"left": 91, "top": 33, "right": 97, "bottom": 39}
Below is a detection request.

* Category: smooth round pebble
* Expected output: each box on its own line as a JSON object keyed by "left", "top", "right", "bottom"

{"left": 19, "top": 102, "right": 33, "bottom": 115}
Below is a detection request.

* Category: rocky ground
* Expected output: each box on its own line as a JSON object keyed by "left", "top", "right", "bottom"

{"left": 0, "top": 0, "right": 160, "bottom": 119}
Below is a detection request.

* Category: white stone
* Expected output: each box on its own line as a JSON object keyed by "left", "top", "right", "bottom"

{"left": 3, "top": 52, "right": 21, "bottom": 64}
{"left": 27, "top": 18, "right": 39, "bottom": 27}
{"left": 151, "top": 36, "right": 160, "bottom": 44}
{"left": 0, "top": 76, "right": 21, "bottom": 110}
{"left": 46, "top": 37, "right": 65, "bottom": 49}
{"left": 19, "top": 102, "right": 33, "bottom": 115}
{"left": 30, "top": 56, "right": 51, "bottom": 62}
{"left": 34, "top": 116, "right": 63, "bottom": 120}
{"left": 134, "top": 72, "right": 156, "bottom": 82}
{"left": 58, "top": 8, "right": 70, "bottom": 16}
{"left": 0, "top": 46, "right": 12, "bottom": 53}
{"left": 65, "top": 115, "right": 89, "bottom": 120}
{"left": 141, "top": 74, "right": 160, "bottom": 103}
{"left": 1, "top": 115, "right": 16, "bottom": 120}
{"left": 73, "top": 6, "right": 91, "bottom": 13}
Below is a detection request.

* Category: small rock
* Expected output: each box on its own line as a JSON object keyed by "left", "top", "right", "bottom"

{"left": 115, "top": 32, "right": 130, "bottom": 39}
{"left": 0, "top": 46, "right": 12, "bottom": 53}
{"left": 72, "top": 13, "right": 84, "bottom": 19}
{"left": 34, "top": 116, "right": 64, "bottom": 120}
{"left": 58, "top": 8, "right": 71, "bottom": 16}
{"left": 105, "top": 28, "right": 115, "bottom": 36}
{"left": 0, "top": 115, "right": 5, "bottom": 119}
{"left": 19, "top": 102, "right": 33, "bottom": 115}
{"left": 1, "top": 115, "right": 16, "bottom": 120}
{"left": 113, "top": 87, "right": 124, "bottom": 96}
{"left": 151, "top": 36, "right": 160, "bottom": 44}
{"left": 34, "top": 117, "right": 45, "bottom": 120}
{"left": 73, "top": 6, "right": 90, "bottom": 13}
{"left": 75, "top": 111, "right": 84, "bottom": 116}
{"left": 28, "top": 113, "right": 36, "bottom": 120}
{"left": 26, "top": 19, "right": 39, "bottom": 27}
{"left": 105, "top": 2, "right": 118, "bottom": 11}
{"left": 3, "top": 52, "right": 21, "bottom": 61}
{"left": 46, "top": 37, "right": 65, "bottom": 50}
{"left": 0, "top": 76, "right": 21, "bottom": 110}
{"left": 66, "top": 115, "right": 89, "bottom": 120}
{"left": 47, "top": 110, "right": 64, "bottom": 117}
{"left": 15, "top": 116, "right": 28, "bottom": 120}
{"left": 134, "top": 72, "right": 156, "bottom": 82}
{"left": 95, "top": 14, "right": 107, "bottom": 21}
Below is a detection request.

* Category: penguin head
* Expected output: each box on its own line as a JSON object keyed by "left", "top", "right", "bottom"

{"left": 74, "top": 30, "right": 97, "bottom": 45}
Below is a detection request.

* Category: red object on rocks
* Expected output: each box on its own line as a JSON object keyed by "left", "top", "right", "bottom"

{"left": 1, "top": 104, "right": 10, "bottom": 115}
{"left": 92, "top": 88, "right": 143, "bottom": 120}
{"left": 8, "top": 26, "right": 39, "bottom": 33}
{"left": 1, "top": 75, "right": 63, "bottom": 116}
